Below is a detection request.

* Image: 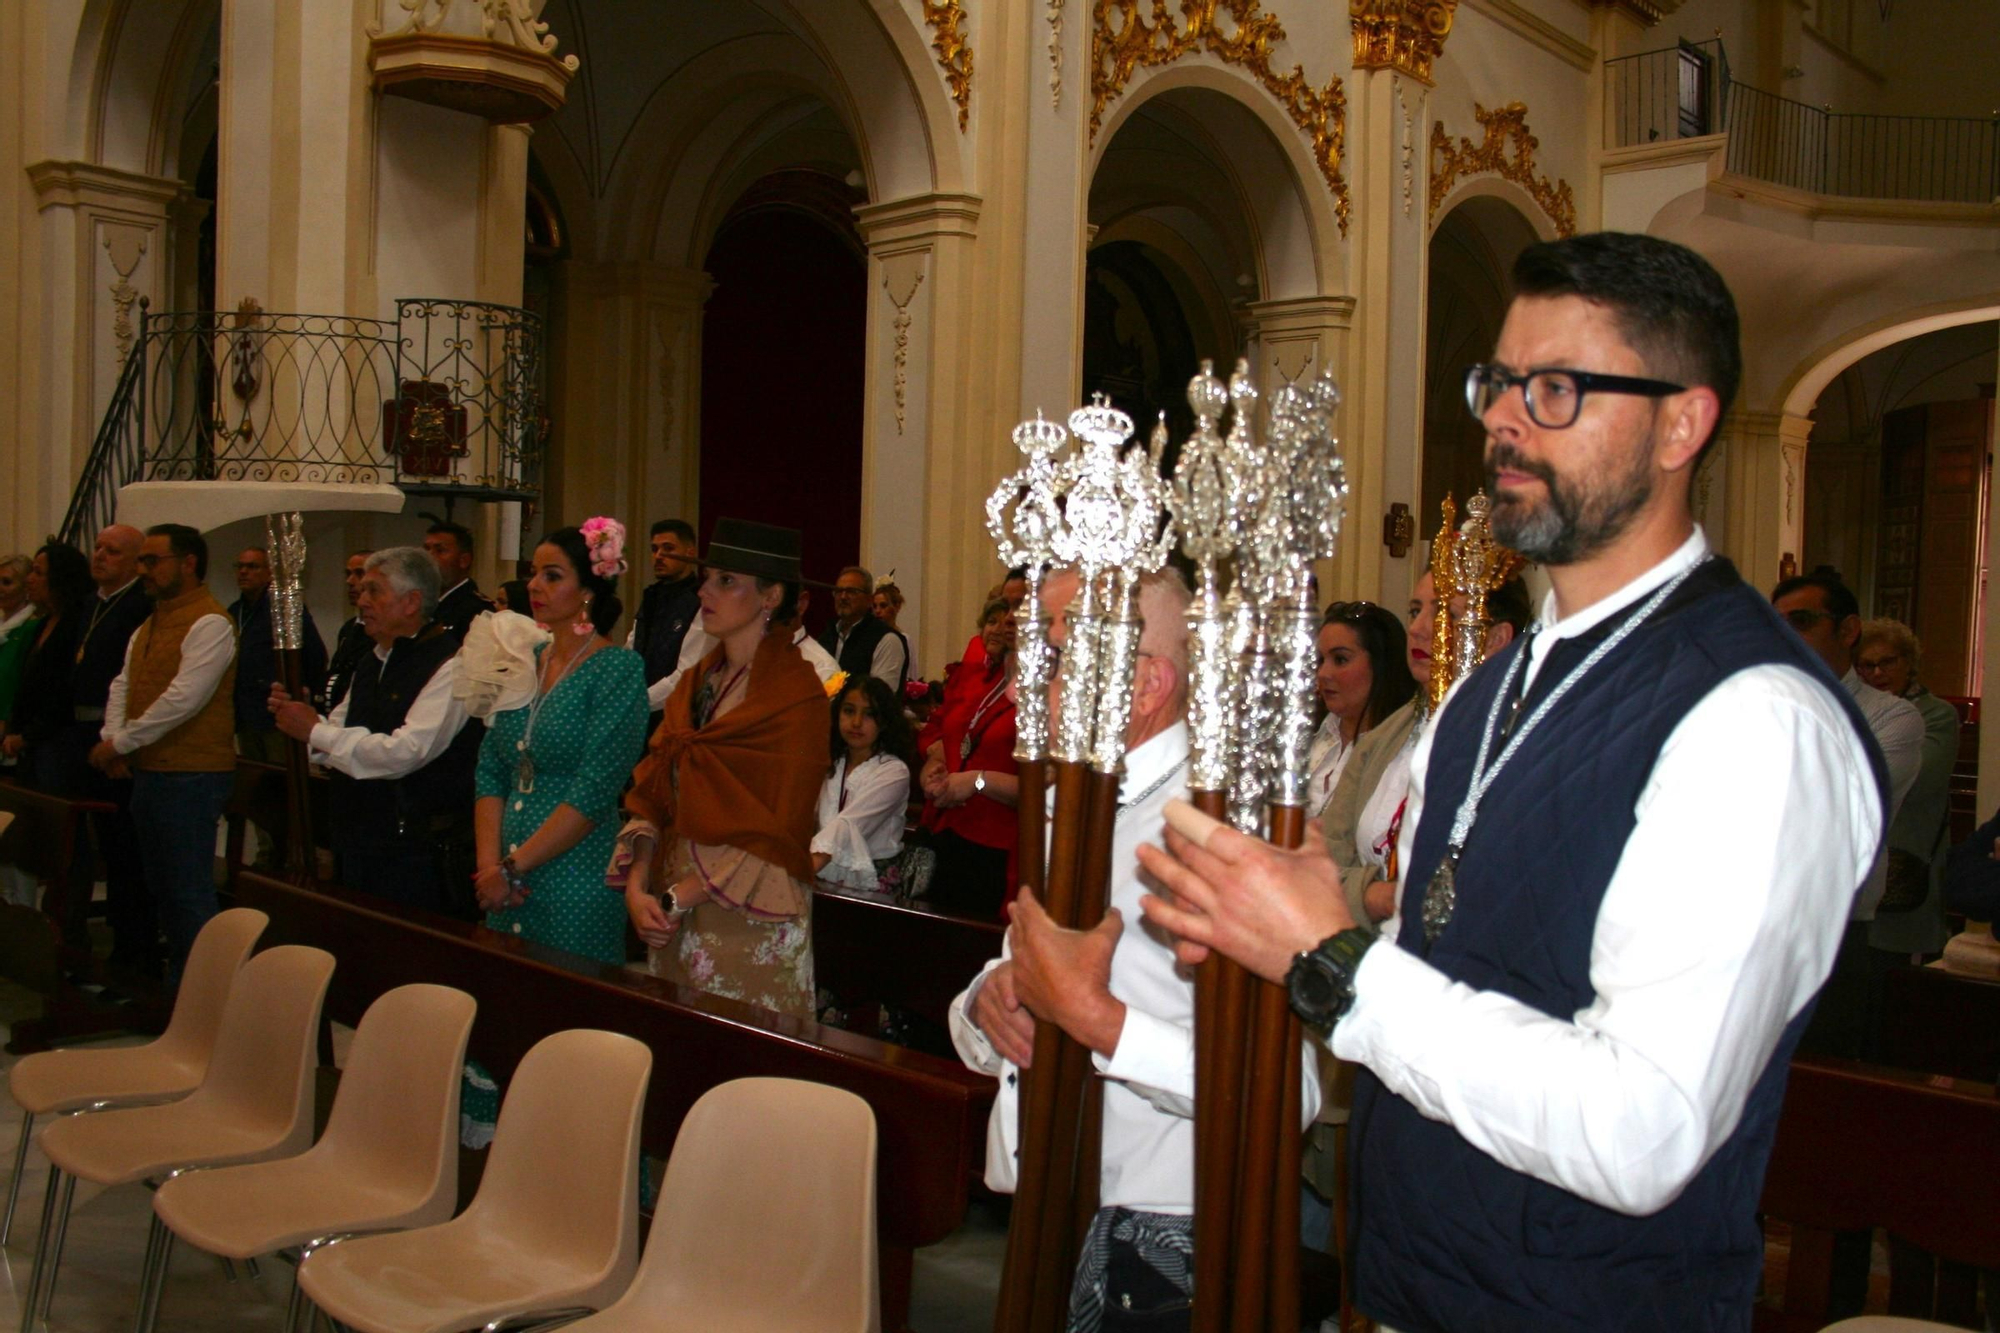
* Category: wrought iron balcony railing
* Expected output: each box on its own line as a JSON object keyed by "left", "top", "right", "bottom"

{"left": 59, "top": 297, "right": 544, "bottom": 547}
{"left": 1605, "top": 40, "right": 1999, "bottom": 206}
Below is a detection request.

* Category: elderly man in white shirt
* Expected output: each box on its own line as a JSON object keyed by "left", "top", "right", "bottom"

{"left": 269, "top": 546, "right": 481, "bottom": 916}
{"left": 949, "top": 566, "right": 1319, "bottom": 1328}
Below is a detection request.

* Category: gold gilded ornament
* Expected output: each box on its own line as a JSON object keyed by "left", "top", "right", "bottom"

{"left": 923, "top": 0, "right": 975, "bottom": 132}
{"left": 1090, "top": 0, "right": 1350, "bottom": 233}
{"left": 1424, "top": 490, "right": 1525, "bottom": 713}
{"left": 1349, "top": 0, "right": 1459, "bottom": 84}
{"left": 1429, "top": 101, "right": 1576, "bottom": 236}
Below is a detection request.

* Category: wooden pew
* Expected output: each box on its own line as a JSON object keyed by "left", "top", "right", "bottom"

{"left": 1757, "top": 1057, "right": 2000, "bottom": 1331}
{"left": 811, "top": 884, "right": 1004, "bottom": 1033}
{"left": 0, "top": 778, "right": 143, "bottom": 1053}
{"left": 1878, "top": 963, "right": 2000, "bottom": 1083}
{"left": 230, "top": 870, "right": 996, "bottom": 1333}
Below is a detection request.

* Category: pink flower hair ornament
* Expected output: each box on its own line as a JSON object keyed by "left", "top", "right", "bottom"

{"left": 579, "top": 516, "right": 628, "bottom": 580}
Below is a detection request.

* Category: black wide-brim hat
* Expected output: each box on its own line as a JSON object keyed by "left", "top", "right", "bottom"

{"left": 701, "top": 518, "right": 832, "bottom": 588}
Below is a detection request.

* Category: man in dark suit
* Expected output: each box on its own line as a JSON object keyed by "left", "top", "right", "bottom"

{"left": 323, "top": 548, "right": 374, "bottom": 710}
{"left": 627, "top": 519, "right": 700, "bottom": 689}
{"left": 424, "top": 520, "right": 493, "bottom": 643}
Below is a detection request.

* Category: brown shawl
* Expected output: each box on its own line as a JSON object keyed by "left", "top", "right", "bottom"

{"left": 626, "top": 628, "right": 825, "bottom": 883}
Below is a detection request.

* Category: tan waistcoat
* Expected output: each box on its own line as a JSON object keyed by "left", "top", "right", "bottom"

{"left": 126, "top": 584, "right": 238, "bottom": 773}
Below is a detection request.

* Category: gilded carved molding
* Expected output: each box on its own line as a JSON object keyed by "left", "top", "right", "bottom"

{"left": 1349, "top": 0, "right": 1458, "bottom": 84}
{"left": 1090, "top": 1, "right": 1350, "bottom": 233}
{"left": 883, "top": 260, "right": 928, "bottom": 434}
{"left": 922, "top": 1, "right": 974, "bottom": 132}
{"left": 1049, "top": 0, "right": 1065, "bottom": 108}
{"left": 1428, "top": 101, "right": 1576, "bottom": 236}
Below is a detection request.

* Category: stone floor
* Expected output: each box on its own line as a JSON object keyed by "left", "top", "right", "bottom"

{"left": 0, "top": 977, "right": 1005, "bottom": 1332}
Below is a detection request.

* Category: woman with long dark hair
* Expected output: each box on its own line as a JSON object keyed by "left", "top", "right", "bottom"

{"left": 1304, "top": 601, "right": 1418, "bottom": 817}
{"left": 4, "top": 542, "right": 96, "bottom": 793}
{"left": 812, "top": 674, "right": 915, "bottom": 892}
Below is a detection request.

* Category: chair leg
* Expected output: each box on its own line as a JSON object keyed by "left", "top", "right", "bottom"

{"left": 18, "top": 1166, "right": 61, "bottom": 1333}
{"left": 0, "top": 1111, "right": 32, "bottom": 1249}
{"left": 283, "top": 1274, "right": 306, "bottom": 1333}
{"left": 36, "top": 1171, "right": 78, "bottom": 1322}
{"left": 134, "top": 1223, "right": 175, "bottom": 1333}
{"left": 245, "top": 1255, "right": 260, "bottom": 1279}
{"left": 131, "top": 1212, "right": 165, "bottom": 1333}
{"left": 222, "top": 1257, "right": 238, "bottom": 1281}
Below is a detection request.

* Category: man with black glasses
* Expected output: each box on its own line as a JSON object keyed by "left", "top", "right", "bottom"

{"left": 1140, "top": 232, "right": 1889, "bottom": 1332}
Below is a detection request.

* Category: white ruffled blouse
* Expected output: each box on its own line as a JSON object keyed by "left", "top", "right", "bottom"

{"left": 811, "top": 753, "right": 910, "bottom": 890}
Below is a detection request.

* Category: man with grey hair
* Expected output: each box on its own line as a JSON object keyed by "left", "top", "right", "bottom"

{"left": 818, "top": 562, "right": 907, "bottom": 691}
{"left": 269, "top": 545, "right": 481, "bottom": 915}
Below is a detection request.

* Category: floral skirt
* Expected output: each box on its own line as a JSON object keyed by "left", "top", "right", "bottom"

{"left": 649, "top": 895, "right": 815, "bottom": 1020}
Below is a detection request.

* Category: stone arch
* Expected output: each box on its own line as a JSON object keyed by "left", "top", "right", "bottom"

{"left": 1781, "top": 300, "right": 2000, "bottom": 419}
{"left": 1426, "top": 176, "right": 1560, "bottom": 245}
{"left": 1092, "top": 63, "right": 1339, "bottom": 299}
{"left": 64, "top": 0, "right": 217, "bottom": 176}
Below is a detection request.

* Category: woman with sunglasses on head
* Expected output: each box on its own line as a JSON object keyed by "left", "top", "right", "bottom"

{"left": 1306, "top": 602, "right": 1417, "bottom": 818}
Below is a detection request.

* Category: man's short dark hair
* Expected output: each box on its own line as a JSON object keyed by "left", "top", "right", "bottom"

{"left": 426, "top": 520, "right": 474, "bottom": 556}
{"left": 650, "top": 519, "right": 695, "bottom": 543}
{"left": 1771, "top": 566, "right": 1859, "bottom": 623}
{"left": 1511, "top": 232, "right": 1741, "bottom": 458}
{"left": 147, "top": 523, "right": 208, "bottom": 580}
{"left": 1487, "top": 576, "right": 1535, "bottom": 635}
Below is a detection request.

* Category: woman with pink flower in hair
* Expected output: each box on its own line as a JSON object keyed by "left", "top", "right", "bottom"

{"left": 452, "top": 520, "right": 649, "bottom": 1146}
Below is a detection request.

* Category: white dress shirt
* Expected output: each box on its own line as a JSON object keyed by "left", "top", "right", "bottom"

{"left": 307, "top": 643, "right": 473, "bottom": 780}
{"left": 1304, "top": 714, "right": 1353, "bottom": 818}
{"left": 950, "top": 722, "right": 1321, "bottom": 1213}
{"left": 830, "top": 617, "right": 908, "bottom": 685}
{"left": 1840, "top": 667, "right": 1923, "bottom": 922}
{"left": 102, "top": 613, "right": 237, "bottom": 753}
{"left": 812, "top": 753, "right": 911, "bottom": 890}
{"left": 1336, "top": 526, "right": 1881, "bottom": 1217}
{"left": 647, "top": 623, "right": 836, "bottom": 710}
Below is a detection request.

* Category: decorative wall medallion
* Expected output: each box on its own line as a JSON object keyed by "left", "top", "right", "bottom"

{"left": 884, "top": 261, "right": 928, "bottom": 434}
{"left": 1350, "top": 0, "right": 1459, "bottom": 84}
{"left": 923, "top": 0, "right": 974, "bottom": 132}
{"left": 1049, "top": 0, "right": 1064, "bottom": 108}
{"left": 1428, "top": 101, "right": 1576, "bottom": 236}
{"left": 102, "top": 226, "right": 149, "bottom": 362}
{"left": 1090, "top": 1, "right": 1349, "bottom": 232}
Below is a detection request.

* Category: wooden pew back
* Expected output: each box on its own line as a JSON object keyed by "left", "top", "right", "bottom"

{"left": 1759, "top": 1058, "right": 2000, "bottom": 1328}
{"left": 1877, "top": 964, "right": 2000, "bottom": 1084}
{"left": 811, "top": 885, "right": 1003, "bottom": 1033}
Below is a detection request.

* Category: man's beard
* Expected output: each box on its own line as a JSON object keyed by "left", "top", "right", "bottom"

{"left": 1485, "top": 438, "right": 1653, "bottom": 565}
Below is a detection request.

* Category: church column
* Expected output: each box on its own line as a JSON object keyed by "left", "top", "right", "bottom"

{"left": 855, "top": 193, "right": 984, "bottom": 673}
{"left": 1715, "top": 409, "right": 1812, "bottom": 592}
{"left": 550, "top": 261, "right": 713, "bottom": 613}
{"left": 23, "top": 163, "right": 187, "bottom": 533}
{"left": 1345, "top": 6, "right": 1447, "bottom": 602}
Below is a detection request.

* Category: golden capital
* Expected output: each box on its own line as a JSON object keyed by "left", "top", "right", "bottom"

{"left": 1350, "top": 0, "right": 1459, "bottom": 84}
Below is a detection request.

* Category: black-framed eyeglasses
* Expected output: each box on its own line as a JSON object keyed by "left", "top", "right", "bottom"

{"left": 1465, "top": 363, "right": 1686, "bottom": 430}
{"left": 1781, "top": 608, "right": 1838, "bottom": 632}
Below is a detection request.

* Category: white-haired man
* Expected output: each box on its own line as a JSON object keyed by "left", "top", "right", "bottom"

{"left": 270, "top": 545, "right": 481, "bottom": 916}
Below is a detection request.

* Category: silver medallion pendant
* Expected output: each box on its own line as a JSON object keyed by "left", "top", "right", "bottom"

{"left": 1420, "top": 849, "right": 1459, "bottom": 944}
{"left": 515, "top": 752, "right": 537, "bottom": 795}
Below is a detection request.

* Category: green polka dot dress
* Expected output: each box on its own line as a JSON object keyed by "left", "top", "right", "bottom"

{"left": 460, "top": 643, "right": 649, "bottom": 1145}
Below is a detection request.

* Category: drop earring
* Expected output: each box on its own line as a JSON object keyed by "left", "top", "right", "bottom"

{"left": 574, "top": 597, "right": 594, "bottom": 637}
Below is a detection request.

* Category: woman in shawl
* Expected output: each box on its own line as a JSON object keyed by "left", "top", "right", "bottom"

{"left": 611, "top": 519, "right": 827, "bottom": 1019}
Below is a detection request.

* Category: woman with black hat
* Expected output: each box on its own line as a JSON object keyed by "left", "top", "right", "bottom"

{"left": 611, "top": 519, "right": 828, "bottom": 1019}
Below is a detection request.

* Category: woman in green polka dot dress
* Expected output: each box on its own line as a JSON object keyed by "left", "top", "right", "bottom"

{"left": 459, "top": 519, "right": 649, "bottom": 1146}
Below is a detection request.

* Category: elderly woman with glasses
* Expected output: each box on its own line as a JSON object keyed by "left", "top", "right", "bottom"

{"left": 1856, "top": 618, "right": 1960, "bottom": 957}
{"left": 1306, "top": 602, "right": 1417, "bottom": 818}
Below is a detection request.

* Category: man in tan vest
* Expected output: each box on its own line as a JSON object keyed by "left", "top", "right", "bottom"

{"left": 90, "top": 523, "right": 237, "bottom": 983}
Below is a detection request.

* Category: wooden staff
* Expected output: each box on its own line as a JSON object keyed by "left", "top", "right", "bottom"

{"left": 266, "top": 512, "right": 315, "bottom": 883}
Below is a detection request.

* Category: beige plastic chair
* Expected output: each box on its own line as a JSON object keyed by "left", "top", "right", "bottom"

{"left": 2, "top": 906, "right": 267, "bottom": 1247}
{"left": 141, "top": 983, "right": 478, "bottom": 1333}
{"left": 556, "top": 1077, "right": 880, "bottom": 1333}
{"left": 1819, "top": 1321, "right": 1964, "bottom": 1331}
{"left": 17, "top": 943, "right": 335, "bottom": 1333}
{"left": 296, "top": 1028, "right": 652, "bottom": 1333}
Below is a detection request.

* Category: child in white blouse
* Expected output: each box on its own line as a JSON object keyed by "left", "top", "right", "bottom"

{"left": 811, "top": 675, "right": 914, "bottom": 890}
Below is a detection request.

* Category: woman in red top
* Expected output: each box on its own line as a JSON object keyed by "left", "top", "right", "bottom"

{"left": 919, "top": 597, "right": 1019, "bottom": 919}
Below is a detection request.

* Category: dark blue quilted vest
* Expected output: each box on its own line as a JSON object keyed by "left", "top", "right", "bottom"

{"left": 1348, "top": 558, "right": 1886, "bottom": 1333}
